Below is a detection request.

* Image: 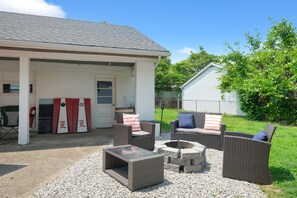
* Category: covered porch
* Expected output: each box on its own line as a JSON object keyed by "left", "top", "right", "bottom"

{"left": 0, "top": 48, "right": 159, "bottom": 145}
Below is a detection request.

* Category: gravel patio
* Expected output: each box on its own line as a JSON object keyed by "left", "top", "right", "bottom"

{"left": 23, "top": 133, "right": 266, "bottom": 198}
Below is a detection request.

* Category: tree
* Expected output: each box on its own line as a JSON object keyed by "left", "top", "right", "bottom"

{"left": 187, "top": 46, "right": 220, "bottom": 73}
{"left": 155, "top": 57, "right": 174, "bottom": 91}
{"left": 173, "top": 47, "right": 220, "bottom": 87}
{"left": 155, "top": 48, "right": 220, "bottom": 92}
{"left": 219, "top": 19, "right": 297, "bottom": 125}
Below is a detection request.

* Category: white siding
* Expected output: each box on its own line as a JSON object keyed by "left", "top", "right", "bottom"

{"left": 135, "top": 61, "right": 155, "bottom": 120}
{"left": 0, "top": 60, "right": 36, "bottom": 107}
{"left": 33, "top": 61, "right": 137, "bottom": 128}
{"left": 182, "top": 66, "right": 245, "bottom": 115}
{"left": 31, "top": 61, "right": 136, "bottom": 105}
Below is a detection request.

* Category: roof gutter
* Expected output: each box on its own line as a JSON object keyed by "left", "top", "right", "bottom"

{"left": 0, "top": 39, "right": 171, "bottom": 58}
{"left": 154, "top": 56, "right": 161, "bottom": 69}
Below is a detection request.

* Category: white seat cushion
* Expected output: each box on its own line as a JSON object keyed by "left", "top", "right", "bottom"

{"left": 176, "top": 128, "right": 200, "bottom": 133}
{"left": 196, "top": 128, "right": 221, "bottom": 135}
{"left": 176, "top": 128, "right": 220, "bottom": 135}
{"left": 132, "top": 131, "right": 151, "bottom": 136}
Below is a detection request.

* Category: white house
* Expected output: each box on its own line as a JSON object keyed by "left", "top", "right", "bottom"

{"left": 0, "top": 11, "right": 170, "bottom": 144}
{"left": 180, "top": 63, "right": 245, "bottom": 115}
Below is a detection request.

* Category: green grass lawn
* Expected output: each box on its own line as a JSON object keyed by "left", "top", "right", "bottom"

{"left": 155, "top": 108, "right": 297, "bottom": 198}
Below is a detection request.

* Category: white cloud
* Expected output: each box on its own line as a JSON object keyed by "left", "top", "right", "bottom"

{"left": 169, "top": 47, "right": 197, "bottom": 63}
{"left": 0, "top": 0, "right": 65, "bottom": 18}
{"left": 177, "top": 47, "right": 197, "bottom": 55}
{"left": 170, "top": 53, "right": 187, "bottom": 64}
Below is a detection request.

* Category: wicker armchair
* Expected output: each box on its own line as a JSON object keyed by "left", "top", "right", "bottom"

{"left": 113, "top": 112, "right": 155, "bottom": 151}
{"left": 222, "top": 124, "right": 277, "bottom": 184}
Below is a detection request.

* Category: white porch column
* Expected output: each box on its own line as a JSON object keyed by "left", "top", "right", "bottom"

{"left": 18, "top": 57, "right": 30, "bottom": 145}
{"left": 135, "top": 61, "right": 155, "bottom": 120}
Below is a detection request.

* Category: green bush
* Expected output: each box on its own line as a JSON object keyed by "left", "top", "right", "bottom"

{"left": 220, "top": 19, "right": 297, "bottom": 125}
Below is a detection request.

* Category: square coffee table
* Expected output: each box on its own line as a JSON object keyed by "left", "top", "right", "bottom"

{"left": 102, "top": 145, "right": 164, "bottom": 191}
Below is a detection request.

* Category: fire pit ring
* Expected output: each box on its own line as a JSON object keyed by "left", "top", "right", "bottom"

{"left": 155, "top": 140, "right": 206, "bottom": 173}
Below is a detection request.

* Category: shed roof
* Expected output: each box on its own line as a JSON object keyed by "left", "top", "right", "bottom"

{"left": 0, "top": 11, "right": 169, "bottom": 56}
{"left": 180, "top": 62, "right": 223, "bottom": 89}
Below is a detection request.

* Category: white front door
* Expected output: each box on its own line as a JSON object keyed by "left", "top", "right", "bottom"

{"left": 95, "top": 79, "right": 115, "bottom": 128}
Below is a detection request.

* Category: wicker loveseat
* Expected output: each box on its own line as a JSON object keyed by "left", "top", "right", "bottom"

{"left": 170, "top": 112, "right": 226, "bottom": 150}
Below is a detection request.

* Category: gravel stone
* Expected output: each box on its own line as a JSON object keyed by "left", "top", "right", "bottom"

{"left": 29, "top": 133, "right": 267, "bottom": 198}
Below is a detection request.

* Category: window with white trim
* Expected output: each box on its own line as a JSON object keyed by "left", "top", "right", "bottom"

{"left": 97, "top": 81, "right": 112, "bottom": 104}
{"left": 2, "top": 83, "right": 33, "bottom": 93}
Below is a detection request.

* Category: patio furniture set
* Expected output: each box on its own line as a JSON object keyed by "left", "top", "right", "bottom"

{"left": 103, "top": 111, "right": 277, "bottom": 191}
{"left": 1, "top": 107, "right": 276, "bottom": 190}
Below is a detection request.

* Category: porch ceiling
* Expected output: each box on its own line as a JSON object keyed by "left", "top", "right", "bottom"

{"left": 0, "top": 57, "right": 135, "bottom": 67}
{"left": 31, "top": 59, "right": 135, "bottom": 67}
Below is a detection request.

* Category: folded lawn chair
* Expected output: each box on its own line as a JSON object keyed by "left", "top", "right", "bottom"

{"left": 0, "top": 105, "right": 19, "bottom": 140}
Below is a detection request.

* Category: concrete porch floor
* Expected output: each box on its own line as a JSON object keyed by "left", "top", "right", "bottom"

{"left": 0, "top": 128, "right": 114, "bottom": 198}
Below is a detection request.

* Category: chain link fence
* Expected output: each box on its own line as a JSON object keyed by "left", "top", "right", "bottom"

{"left": 156, "top": 98, "right": 245, "bottom": 115}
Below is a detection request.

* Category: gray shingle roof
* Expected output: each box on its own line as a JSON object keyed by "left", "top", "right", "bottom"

{"left": 0, "top": 11, "right": 169, "bottom": 53}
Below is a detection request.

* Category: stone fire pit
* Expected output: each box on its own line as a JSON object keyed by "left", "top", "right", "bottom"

{"left": 155, "top": 140, "right": 206, "bottom": 173}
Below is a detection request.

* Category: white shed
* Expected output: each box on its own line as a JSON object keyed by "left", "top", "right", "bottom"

{"left": 180, "top": 63, "right": 245, "bottom": 115}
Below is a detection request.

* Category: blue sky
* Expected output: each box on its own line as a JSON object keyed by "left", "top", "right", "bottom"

{"left": 1, "top": 0, "right": 297, "bottom": 63}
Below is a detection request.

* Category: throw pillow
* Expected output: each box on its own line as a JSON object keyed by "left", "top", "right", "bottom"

{"left": 123, "top": 113, "right": 141, "bottom": 132}
{"left": 252, "top": 131, "right": 268, "bottom": 141}
{"left": 204, "top": 114, "right": 222, "bottom": 131}
{"left": 178, "top": 113, "right": 195, "bottom": 128}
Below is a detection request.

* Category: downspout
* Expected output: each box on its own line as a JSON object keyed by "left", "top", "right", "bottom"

{"left": 154, "top": 56, "right": 161, "bottom": 70}
{"left": 178, "top": 87, "right": 182, "bottom": 111}
{"left": 177, "top": 92, "right": 180, "bottom": 111}
{"left": 154, "top": 55, "right": 161, "bottom": 118}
